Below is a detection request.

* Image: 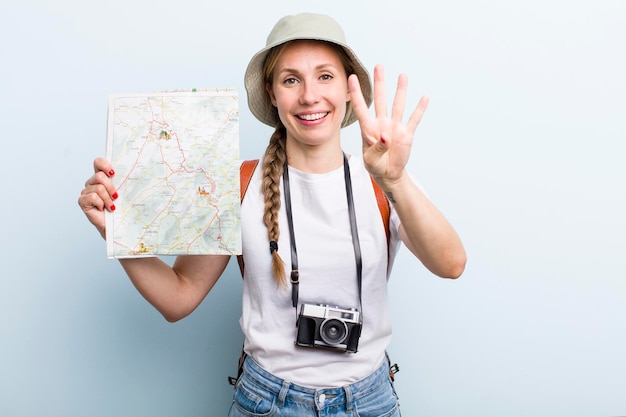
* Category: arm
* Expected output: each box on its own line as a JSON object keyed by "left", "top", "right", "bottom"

{"left": 78, "top": 158, "right": 231, "bottom": 321}
{"left": 120, "top": 254, "right": 230, "bottom": 322}
{"left": 384, "top": 173, "right": 465, "bottom": 278}
{"left": 348, "top": 65, "right": 466, "bottom": 278}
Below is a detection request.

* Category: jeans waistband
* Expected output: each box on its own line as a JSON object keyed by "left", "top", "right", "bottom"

{"left": 241, "top": 355, "right": 390, "bottom": 408}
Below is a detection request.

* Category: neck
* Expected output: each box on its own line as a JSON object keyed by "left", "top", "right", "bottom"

{"left": 285, "top": 140, "right": 344, "bottom": 173}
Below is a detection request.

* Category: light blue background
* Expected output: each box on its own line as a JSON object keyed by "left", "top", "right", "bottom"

{"left": 1, "top": 1, "right": 625, "bottom": 416}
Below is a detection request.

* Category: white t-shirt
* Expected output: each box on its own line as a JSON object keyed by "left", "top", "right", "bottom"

{"left": 240, "top": 156, "right": 402, "bottom": 388}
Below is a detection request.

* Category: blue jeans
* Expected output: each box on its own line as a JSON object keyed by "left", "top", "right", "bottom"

{"left": 228, "top": 355, "right": 401, "bottom": 417}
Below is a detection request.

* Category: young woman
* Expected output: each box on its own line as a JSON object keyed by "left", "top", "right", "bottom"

{"left": 78, "top": 12, "right": 466, "bottom": 417}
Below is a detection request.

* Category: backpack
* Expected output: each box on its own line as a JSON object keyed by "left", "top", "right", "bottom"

{"left": 236, "top": 159, "right": 390, "bottom": 276}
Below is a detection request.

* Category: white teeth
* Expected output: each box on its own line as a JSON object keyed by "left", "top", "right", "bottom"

{"left": 298, "top": 112, "right": 327, "bottom": 121}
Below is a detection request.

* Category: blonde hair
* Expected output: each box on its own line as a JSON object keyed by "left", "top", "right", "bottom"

{"left": 260, "top": 40, "right": 355, "bottom": 285}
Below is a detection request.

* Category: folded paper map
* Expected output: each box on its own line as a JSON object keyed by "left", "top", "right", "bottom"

{"left": 105, "top": 89, "right": 240, "bottom": 258}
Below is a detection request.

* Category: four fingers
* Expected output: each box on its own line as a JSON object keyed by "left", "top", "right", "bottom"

{"left": 354, "top": 64, "right": 428, "bottom": 142}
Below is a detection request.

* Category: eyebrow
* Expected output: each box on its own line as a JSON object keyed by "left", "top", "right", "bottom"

{"left": 276, "top": 63, "right": 340, "bottom": 76}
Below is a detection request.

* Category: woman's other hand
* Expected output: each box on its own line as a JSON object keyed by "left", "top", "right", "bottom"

{"left": 77, "top": 157, "right": 118, "bottom": 238}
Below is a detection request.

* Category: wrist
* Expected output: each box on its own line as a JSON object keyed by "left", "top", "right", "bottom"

{"left": 375, "top": 171, "right": 411, "bottom": 204}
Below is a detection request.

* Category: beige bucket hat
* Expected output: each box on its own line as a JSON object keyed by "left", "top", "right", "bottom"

{"left": 244, "top": 13, "right": 373, "bottom": 128}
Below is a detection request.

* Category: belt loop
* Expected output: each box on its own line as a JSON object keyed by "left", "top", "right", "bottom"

{"left": 277, "top": 380, "right": 290, "bottom": 408}
{"left": 344, "top": 385, "right": 354, "bottom": 413}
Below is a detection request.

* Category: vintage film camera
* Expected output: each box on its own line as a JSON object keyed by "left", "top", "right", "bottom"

{"left": 295, "top": 304, "right": 362, "bottom": 353}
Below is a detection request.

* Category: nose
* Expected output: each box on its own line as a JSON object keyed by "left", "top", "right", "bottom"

{"left": 299, "top": 80, "right": 320, "bottom": 105}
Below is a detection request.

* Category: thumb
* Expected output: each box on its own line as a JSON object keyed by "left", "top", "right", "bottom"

{"left": 376, "top": 132, "right": 390, "bottom": 152}
{"left": 363, "top": 134, "right": 389, "bottom": 178}
{"left": 363, "top": 132, "right": 389, "bottom": 166}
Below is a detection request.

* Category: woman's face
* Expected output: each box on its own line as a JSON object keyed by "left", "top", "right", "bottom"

{"left": 266, "top": 40, "right": 350, "bottom": 148}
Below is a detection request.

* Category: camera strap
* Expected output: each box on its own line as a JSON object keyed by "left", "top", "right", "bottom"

{"left": 282, "top": 153, "right": 363, "bottom": 312}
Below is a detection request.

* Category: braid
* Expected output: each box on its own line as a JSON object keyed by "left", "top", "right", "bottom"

{"left": 262, "top": 123, "right": 288, "bottom": 285}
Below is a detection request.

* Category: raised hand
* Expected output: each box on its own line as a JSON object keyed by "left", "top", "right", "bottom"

{"left": 348, "top": 65, "right": 429, "bottom": 187}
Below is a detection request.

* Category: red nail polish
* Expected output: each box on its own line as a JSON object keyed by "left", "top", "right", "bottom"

{"left": 108, "top": 169, "right": 115, "bottom": 176}
{"left": 110, "top": 204, "right": 116, "bottom": 211}
{"left": 380, "top": 136, "right": 387, "bottom": 144}
{"left": 112, "top": 192, "right": 118, "bottom": 200}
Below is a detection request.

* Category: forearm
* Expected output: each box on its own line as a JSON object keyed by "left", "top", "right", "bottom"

{"left": 119, "top": 255, "right": 229, "bottom": 321}
{"left": 382, "top": 172, "right": 466, "bottom": 278}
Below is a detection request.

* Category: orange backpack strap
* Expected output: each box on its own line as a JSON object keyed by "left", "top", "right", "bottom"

{"left": 240, "top": 160, "right": 259, "bottom": 201}
{"left": 237, "top": 160, "right": 259, "bottom": 276}
{"left": 236, "top": 160, "right": 390, "bottom": 277}
{"left": 370, "top": 177, "right": 391, "bottom": 248}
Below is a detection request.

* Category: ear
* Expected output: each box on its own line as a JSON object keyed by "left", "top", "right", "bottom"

{"left": 266, "top": 82, "right": 277, "bottom": 107}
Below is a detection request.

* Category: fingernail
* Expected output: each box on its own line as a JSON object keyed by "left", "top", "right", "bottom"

{"left": 380, "top": 136, "right": 387, "bottom": 144}
{"left": 110, "top": 204, "right": 116, "bottom": 211}
{"left": 112, "top": 192, "right": 118, "bottom": 200}
{"left": 108, "top": 169, "right": 115, "bottom": 176}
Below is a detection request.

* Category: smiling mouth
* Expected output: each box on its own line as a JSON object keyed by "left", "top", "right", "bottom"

{"left": 297, "top": 112, "right": 329, "bottom": 121}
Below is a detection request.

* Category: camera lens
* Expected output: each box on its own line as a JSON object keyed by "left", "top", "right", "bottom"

{"left": 320, "top": 319, "right": 348, "bottom": 345}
